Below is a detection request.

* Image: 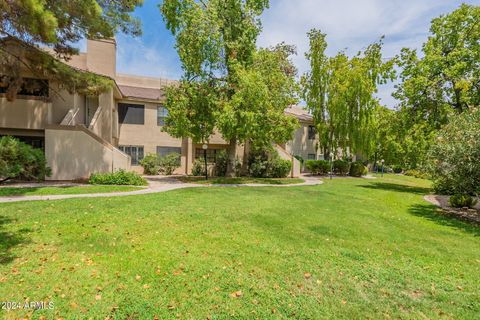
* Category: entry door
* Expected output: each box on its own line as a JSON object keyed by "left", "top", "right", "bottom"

{"left": 86, "top": 96, "right": 99, "bottom": 125}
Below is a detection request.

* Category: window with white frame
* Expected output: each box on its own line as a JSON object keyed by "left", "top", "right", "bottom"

{"left": 157, "top": 106, "right": 168, "bottom": 126}
{"left": 119, "top": 145, "right": 144, "bottom": 165}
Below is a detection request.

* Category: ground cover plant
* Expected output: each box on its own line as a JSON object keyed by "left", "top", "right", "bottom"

{"left": 0, "top": 175, "right": 478, "bottom": 319}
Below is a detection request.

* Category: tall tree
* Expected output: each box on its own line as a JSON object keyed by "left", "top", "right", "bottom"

{"left": 302, "top": 29, "right": 394, "bottom": 158}
{"left": 394, "top": 4, "right": 480, "bottom": 128}
{"left": 160, "top": 0, "right": 298, "bottom": 176}
{"left": 389, "top": 4, "right": 479, "bottom": 169}
{"left": 0, "top": 0, "right": 143, "bottom": 99}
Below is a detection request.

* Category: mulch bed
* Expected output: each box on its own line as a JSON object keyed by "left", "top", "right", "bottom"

{"left": 424, "top": 195, "right": 480, "bottom": 225}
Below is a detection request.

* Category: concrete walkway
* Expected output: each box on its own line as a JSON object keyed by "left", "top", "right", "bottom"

{"left": 0, "top": 175, "right": 323, "bottom": 203}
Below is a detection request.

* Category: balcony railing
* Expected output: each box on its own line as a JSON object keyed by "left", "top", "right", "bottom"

{"left": 60, "top": 107, "right": 80, "bottom": 126}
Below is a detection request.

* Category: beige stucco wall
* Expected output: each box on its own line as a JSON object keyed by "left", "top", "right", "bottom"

{"left": 0, "top": 97, "right": 51, "bottom": 129}
{"left": 116, "top": 98, "right": 239, "bottom": 175}
{"left": 66, "top": 53, "right": 87, "bottom": 70}
{"left": 86, "top": 39, "right": 116, "bottom": 78}
{"left": 49, "top": 84, "right": 80, "bottom": 124}
{"left": 90, "top": 89, "right": 114, "bottom": 143}
{"left": 116, "top": 74, "right": 176, "bottom": 88}
{"left": 45, "top": 126, "right": 130, "bottom": 180}
{"left": 276, "top": 145, "right": 301, "bottom": 178}
{"left": 285, "top": 122, "right": 323, "bottom": 160}
{"left": 117, "top": 100, "right": 188, "bottom": 174}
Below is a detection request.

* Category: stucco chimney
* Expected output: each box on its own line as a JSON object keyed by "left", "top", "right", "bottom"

{"left": 86, "top": 38, "right": 116, "bottom": 78}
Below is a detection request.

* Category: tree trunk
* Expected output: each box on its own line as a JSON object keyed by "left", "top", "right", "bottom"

{"left": 226, "top": 138, "right": 237, "bottom": 177}
{"left": 0, "top": 177, "right": 11, "bottom": 183}
{"left": 241, "top": 140, "right": 251, "bottom": 176}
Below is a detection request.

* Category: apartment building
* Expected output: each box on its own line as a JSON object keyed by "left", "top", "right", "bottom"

{"left": 0, "top": 38, "right": 319, "bottom": 180}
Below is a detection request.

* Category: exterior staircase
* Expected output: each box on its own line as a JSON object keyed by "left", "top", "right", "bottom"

{"left": 44, "top": 108, "right": 130, "bottom": 181}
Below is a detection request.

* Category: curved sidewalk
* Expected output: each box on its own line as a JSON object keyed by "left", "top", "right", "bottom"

{"left": 0, "top": 176, "right": 323, "bottom": 203}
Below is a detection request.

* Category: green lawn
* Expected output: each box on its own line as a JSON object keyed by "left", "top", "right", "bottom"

{"left": 176, "top": 176, "right": 305, "bottom": 185}
{"left": 0, "top": 185, "right": 142, "bottom": 197}
{"left": 0, "top": 175, "right": 478, "bottom": 319}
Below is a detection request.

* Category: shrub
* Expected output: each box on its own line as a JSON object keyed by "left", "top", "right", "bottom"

{"left": 305, "top": 160, "right": 317, "bottom": 174}
{"left": 140, "top": 154, "right": 160, "bottom": 175}
{"left": 349, "top": 161, "right": 366, "bottom": 177}
{"left": 404, "top": 169, "right": 429, "bottom": 180}
{"left": 248, "top": 148, "right": 291, "bottom": 178}
{"left": 305, "top": 160, "right": 330, "bottom": 175}
{"left": 89, "top": 170, "right": 147, "bottom": 186}
{"left": 215, "top": 150, "right": 228, "bottom": 177}
{"left": 140, "top": 153, "right": 181, "bottom": 176}
{"left": 333, "top": 160, "right": 350, "bottom": 176}
{"left": 449, "top": 194, "right": 478, "bottom": 209}
{"left": 248, "top": 149, "right": 270, "bottom": 178}
{"left": 392, "top": 165, "right": 403, "bottom": 174}
{"left": 427, "top": 108, "right": 480, "bottom": 196}
{"left": 158, "top": 153, "right": 181, "bottom": 175}
{"left": 268, "top": 157, "right": 292, "bottom": 178}
{"left": 0, "top": 136, "right": 50, "bottom": 182}
{"left": 192, "top": 160, "right": 205, "bottom": 176}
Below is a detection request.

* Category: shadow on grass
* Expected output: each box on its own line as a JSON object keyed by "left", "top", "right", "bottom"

{"left": 409, "top": 204, "right": 479, "bottom": 237}
{"left": 0, "top": 216, "right": 30, "bottom": 264}
{"left": 361, "top": 182, "right": 431, "bottom": 195}
{"left": 0, "top": 186, "right": 74, "bottom": 197}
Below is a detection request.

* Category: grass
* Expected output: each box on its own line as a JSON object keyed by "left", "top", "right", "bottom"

{"left": 0, "top": 185, "right": 142, "bottom": 197}
{"left": 0, "top": 174, "right": 478, "bottom": 319}
{"left": 176, "top": 176, "right": 305, "bottom": 185}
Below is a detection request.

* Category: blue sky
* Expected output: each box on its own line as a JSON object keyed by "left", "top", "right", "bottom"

{"left": 110, "top": 0, "right": 477, "bottom": 108}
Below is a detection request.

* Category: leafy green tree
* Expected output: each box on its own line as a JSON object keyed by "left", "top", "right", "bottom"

{"left": 161, "top": 0, "right": 298, "bottom": 176}
{"left": 302, "top": 29, "right": 394, "bottom": 158}
{"left": 0, "top": 0, "right": 143, "bottom": 99}
{"left": 427, "top": 107, "right": 480, "bottom": 196}
{"left": 394, "top": 4, "right": 480, "bottom": 128}
{"left": 390, "top": 4, "right": 479, "bottom": 169}
{"left": 363, "top": 105, "right": 400, "bottom": 166}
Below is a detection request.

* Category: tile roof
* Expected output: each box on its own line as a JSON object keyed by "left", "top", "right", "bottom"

{"left": 118, "top": 85, "right": 165, "bottom": 101}
{"left": 285, "top": 106, "right": 313, "bottom": 122}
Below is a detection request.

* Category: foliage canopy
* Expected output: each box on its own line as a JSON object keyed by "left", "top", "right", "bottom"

{"left": 160, "top": 0, "right": 298, "bottom": 176}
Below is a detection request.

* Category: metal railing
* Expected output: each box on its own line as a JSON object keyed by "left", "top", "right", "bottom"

{"left": 88, "top": 106, "right": 103, "bottom": 131}
{"left": 60, "top": 107, "right": 80, "bottom": 126}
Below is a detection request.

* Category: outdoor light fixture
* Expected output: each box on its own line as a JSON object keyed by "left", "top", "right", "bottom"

{"left": 329, "top": 152, "right": 334, "bottom": 180}
{"left": 381, "top": 159, "right": 385, "bottom": 177}
{"left": 202, "top": 144, "right": 208, "bottom": 180}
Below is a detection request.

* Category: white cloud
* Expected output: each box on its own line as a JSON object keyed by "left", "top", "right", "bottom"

{"left": 257, "top": 0, "right": 472, "bottom": 107}
{"left": 115, "top": 33, "right": 183, "bottom": 79}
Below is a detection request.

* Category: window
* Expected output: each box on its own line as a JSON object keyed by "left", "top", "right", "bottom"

{"left": 308, "top": 126, "right": 316, "bottom": 140}
{"left": 195, "top": 148, "right": 218, "bottom": 163}
{"left": 0, "top": 76, "right": 49, "bottom": 98}
{"left": 157, "top": 106, "right": 168, "bottom": 126}
{"left": 119, "top": 145, "right": 144, "bottom": 165}
{"left": 157, "top": 146, "right": 181, "bottom": 165}
{"left": 118, "top": 103, "right": 144, "bottom": 124}
{"left": 307, "top": 154, "right": 316, "bottom": 160}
